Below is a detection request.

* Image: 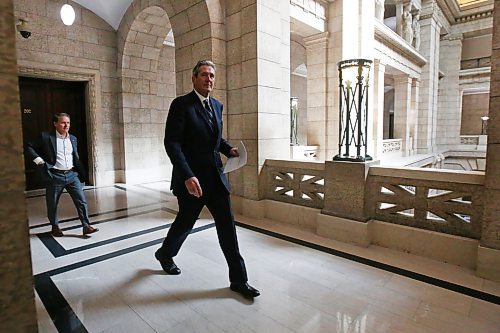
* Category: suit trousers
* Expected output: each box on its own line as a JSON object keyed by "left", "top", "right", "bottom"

{"left": 159, "top": 187, "right": 248, "bottom": 283}
{"left": 46, "top": 170, "right": 91, "bottom": 227}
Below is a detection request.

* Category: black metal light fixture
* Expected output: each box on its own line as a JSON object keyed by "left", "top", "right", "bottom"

{"left": 333, "top": 59, "right": 373, "bottom": 162}
{"left": 290, "top": 97, "right": 299, "bottom": 145}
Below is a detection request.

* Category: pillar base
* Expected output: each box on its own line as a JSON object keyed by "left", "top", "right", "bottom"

{"left": 476, "top": 246, "right": 500, "bottom": 282}
{"left": 322, "top": 159, "right": 379, "bottom": 222}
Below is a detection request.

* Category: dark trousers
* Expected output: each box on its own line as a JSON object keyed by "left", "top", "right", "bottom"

{"left": 46, "top": 170, "right": 90, "bottom": 227}
{"left": 159, "top": 189, "right": 248, "bottom": 283}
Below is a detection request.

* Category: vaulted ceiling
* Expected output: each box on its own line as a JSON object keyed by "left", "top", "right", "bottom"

{"left": 71, "top": 0, "right": 494, "bottom": 32}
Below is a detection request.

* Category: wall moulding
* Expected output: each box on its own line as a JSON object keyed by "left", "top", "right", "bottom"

{"left": 17, "top": 63, "right": 101, "bottom": 186}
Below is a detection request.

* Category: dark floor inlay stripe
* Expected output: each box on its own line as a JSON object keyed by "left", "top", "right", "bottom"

{"left": 35, "top": 223, "right": 215, "bottom": 333}
{"left": 38, "top": 208, "right": 173, "bottom": 257}
{"left": 30, "top": 202, "right": 162, "bottom": 229}
{"left": 235, "top": 221, "right": 500, "bottom": 305}
{"left": 35, "top": 273, "right": 88, "bottom": 333}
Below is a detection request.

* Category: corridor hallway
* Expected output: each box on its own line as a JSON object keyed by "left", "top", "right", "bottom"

{"left": 28, "top": 182, "right": 500, "bottom": 333}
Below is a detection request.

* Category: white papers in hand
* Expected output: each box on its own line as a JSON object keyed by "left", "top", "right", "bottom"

{"left": 223, "top": 141, "right": 247, "bottom": 173}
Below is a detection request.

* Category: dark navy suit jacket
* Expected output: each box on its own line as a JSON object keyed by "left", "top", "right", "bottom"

{"left": 25, "top": 131, "right": 88, "bottom": 184}
{"left": 164, "top": 90, "right": 233, "bottom": 197}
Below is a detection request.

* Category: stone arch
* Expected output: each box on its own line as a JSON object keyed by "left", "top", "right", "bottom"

{"left": 115, "top": 0, "right": 226, "bottom": 183}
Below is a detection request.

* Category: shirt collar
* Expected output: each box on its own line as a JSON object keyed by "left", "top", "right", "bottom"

{"left": 193, "top": 89, "right": 210, "bottom": 105}
{"left": 56, "top": 131, "right": 68, "bottom": 139}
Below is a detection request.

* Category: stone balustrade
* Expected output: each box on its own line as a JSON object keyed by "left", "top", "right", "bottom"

{"left": 260, "top": 159, "right": 485, "bottom": 240}
{"left": 261, "top": 159, "right": 325, "bottom": 208}
{"left": 366, "top": 166, "right": 483, "bottom": 239}
{"left": 382, "top": 138, "right": 403, "bottom": 154}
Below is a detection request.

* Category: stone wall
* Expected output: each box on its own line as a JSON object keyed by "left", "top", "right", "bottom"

{"left": 0, "top": 0, "right": 38, "bottom": 331}
{"left": 14, "top": 0, "right": 119, "bottom": 186}
{"left": 461, "top": 93, "right": 490, "bottom": 135}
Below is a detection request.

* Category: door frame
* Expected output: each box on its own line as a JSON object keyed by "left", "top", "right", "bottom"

{"left": 18, "top": 64, "right": 100, "bottom": 186}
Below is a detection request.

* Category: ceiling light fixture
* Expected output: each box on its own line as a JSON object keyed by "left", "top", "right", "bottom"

{"left": 60, "top": 4, "right": 75, "bottom": 26}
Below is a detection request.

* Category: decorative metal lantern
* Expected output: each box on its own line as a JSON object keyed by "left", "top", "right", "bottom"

{"left": 333, "top": 59, "right": 373, "bottom": 162}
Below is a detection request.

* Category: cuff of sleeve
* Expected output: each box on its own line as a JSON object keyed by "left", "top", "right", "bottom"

{"left": 33, "top": 157, "right": 44, "bottom": 165}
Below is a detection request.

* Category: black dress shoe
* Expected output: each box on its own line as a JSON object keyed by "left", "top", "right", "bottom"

{"left": 155, "top": 250, "right": 181, "bottom": 275}
{"left": 230, "top": 282, "right": 260, "bottom": 298}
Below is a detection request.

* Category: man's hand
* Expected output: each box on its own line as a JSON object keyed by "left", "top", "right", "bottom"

{"left": 229, "top": 147, "right": 239, "bottom": 157}
{"left": 185, "top": 176, "right": 202, "bottom": 197}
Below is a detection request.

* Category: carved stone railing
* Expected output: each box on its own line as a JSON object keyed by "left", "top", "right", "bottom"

{"left": 460, "top": 135, "right": 480, "bottom": 145}
{"left": 382, "top": 139, "right": 403, "bottom": 154}
{"left": 366, "top": 166, "right": 484, "bottom": 239}
{"left": 261, "top": 159, "right": 325, "bottom": 209}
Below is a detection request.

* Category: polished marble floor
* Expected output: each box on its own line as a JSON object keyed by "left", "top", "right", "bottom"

{"left": 27, "top": 182, "right": 500, "bottom": 333}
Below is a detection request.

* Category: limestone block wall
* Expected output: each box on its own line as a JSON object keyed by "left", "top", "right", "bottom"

{"left": 13, "top": 0, "right": 119, "bottom": 186}
{"left": 116, "top": 4, "right": 176, "bottom": 183}
{"left": 0, "top": 0, "right": 37, "bottom": 330}
{"left": 461, "top": 92, "right": 490, "bottom": 135}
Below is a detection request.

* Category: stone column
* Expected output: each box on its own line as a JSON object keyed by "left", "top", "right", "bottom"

{"left": 226, "top": 0, "right": 290, "bottom": 200}
{"left": 304, "top": 32, "right": 329, "bottom": 160}
{"left": 326, "top": 0, "right": 375, "bottom": 160}
{"left": 410, "top": 77, "right": 420, "bottom": 154}
{"left": 372, "top": 60, "right": 386, "bottom": 158}
{"left": 477, "top": 0, "right": 500, "bottom": 281}
{"left": 394, "top": 74, "right": 412, "bottom": 156}
{"left": 0, "top": 0, "right": 38, "bottom": 330}
{"left": 437, "top": 33, "right": 463, "bottom": 150}
{"left": 416, "top": 2, "right": 442, "bottom": 153}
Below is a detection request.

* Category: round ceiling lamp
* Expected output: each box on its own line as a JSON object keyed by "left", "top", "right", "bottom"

{"left": 60, "top": 4, "right": 75, "bottom": 26}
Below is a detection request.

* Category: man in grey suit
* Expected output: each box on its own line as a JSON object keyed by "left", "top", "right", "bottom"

{"left": 25, "top": 113, "right": 99, "bottom": 237}
{"left": 155, "top": 60, "right": 260, "bottom": 298}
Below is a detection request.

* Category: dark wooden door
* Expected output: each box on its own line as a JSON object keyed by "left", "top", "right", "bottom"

{"left": 19, "top": 77, "right": 88, "bottom": 190}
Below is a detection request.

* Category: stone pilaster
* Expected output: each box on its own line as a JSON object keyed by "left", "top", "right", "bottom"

{"left": 476, "top": 0, "right": 500, "bottom": 282}
{"left": 226, "top": 0, "right": 290, "bottom": 200}
{"left": 394, "top": 74, "right": 413, "bottom": 156}
{"left": 410, "top": 77, "right": 420, "bottom": 154}
{"left": 480, "top": 0, "right": 500, "bottom": 250}
{"left": 372, "top": 60, "right": 386, "bottom": 159}
{"left": 437, "top": 33, "right": 463, "bottom": 150}
{"left": 0, "top": 0, "right": 38, "bottom": 331}
{"left": 417, "top": 1, "right": 442, "bottom": 153}
{"left": 304, "top": 32, "right": 329, "bottom": 160}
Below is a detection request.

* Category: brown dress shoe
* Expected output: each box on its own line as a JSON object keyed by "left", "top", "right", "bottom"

{"left": 51, "top": 226, "right": 64, "bottom": 237}
{"left": 83, "top": 225, "right": 99, "bottom": 235}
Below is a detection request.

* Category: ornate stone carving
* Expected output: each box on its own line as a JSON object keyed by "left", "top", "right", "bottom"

{"left": 412, "top": 10, "right": 421, "bottom": 50}
{"left": 375, "top": 0, "right": 385, "bottom": 21}
{"left": 402, "top": 5, "right": 413, "bottom": 44}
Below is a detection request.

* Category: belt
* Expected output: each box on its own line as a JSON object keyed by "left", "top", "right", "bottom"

{"left": 51, "top": 168, "right": 74, "bottom": 174}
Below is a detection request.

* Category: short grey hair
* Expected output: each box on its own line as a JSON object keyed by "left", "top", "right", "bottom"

{"left": 192, "top": 60, "right": 216, "bottom": 77}
{"left": 53, "top": 113, "right": 70, "bottom": 122}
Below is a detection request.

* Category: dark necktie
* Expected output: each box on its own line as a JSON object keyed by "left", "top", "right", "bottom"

{"left": 203, "top": 99, "right": 215, "bottom": 129}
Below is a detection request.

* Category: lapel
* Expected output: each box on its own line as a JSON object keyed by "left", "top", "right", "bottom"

{"left": 49, "top": 132, "right": 57, "bottom": 158}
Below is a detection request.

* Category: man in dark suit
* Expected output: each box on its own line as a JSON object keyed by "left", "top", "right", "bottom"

{"left": 155, "top": 60, "right": 260, "bottom": 298}
{"left": 25, "top": 113, "right": 99, "bottom": 237}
